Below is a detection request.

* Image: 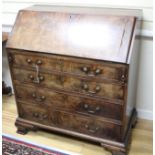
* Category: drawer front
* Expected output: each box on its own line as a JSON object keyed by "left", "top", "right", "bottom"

{"left": 8, "top": 50, "right": 127, "bottom": 82}
{"left": 63, "top": 61, "right": 127, "bottom": 83}
{"left": 12, "top": 68, "right": 125, "bottom": 100}
{"left": 18, "top": 103, "right": 49, "bottom": 125}
{"left": 9, "top": 50, "right": 63, "bottom": 72}
{"left": 18, "top": 103, "right": 121, "bottom": 141}
{"left": 15, "top": 85, "right": 123, "bottom": 121}
{"left": 50, "top": 110, "right": 121, "bottom": 141}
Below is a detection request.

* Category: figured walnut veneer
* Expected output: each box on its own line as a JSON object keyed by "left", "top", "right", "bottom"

{"left": 6, "top": 5, "right": 141, "bottom": 155}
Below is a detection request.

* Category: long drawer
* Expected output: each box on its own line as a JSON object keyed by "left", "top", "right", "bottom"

{"left": 8, "top": 49, "right": 128, "bottom": 83}
{"left": 12, "top": 68, "right": 125, "bottom": 101}
{"left": 15, "top": 85, "right": 123, "bottom": 121}
{"left": 18, "top": 103, "right": 121, "bottom": 141}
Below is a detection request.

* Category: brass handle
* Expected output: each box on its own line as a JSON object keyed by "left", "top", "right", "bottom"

{"left": 36, "top": 60, "right": 42, "bottom": 65}
{"left": 95, "top": 85, "right": 101, "bottom": 92}
{"left": 39, "top": 76, "right": 44, "bottom": 81}
{"left": 32, "top": 76, "right": 44, "bottom": 84}
{"left": 83, "top": 84, "right": 89, "bottom": 90}
{"left": 95, "top": 68, "right": 102, "bottom": 75}
{"left": 81, "top": 66, "right": 89, "bottom": 73}
{"left": 29, "top": 74, "right": 34, "bottom": 80}
{"left": 82, "top": 84, "right": 101, "bottom": 94}
{"left": 83, "top": 104, "right": 100, "bottom": 114}
{"left": 26, "top": 58, "right": 32, "bottom": 64}
{"left": 81, "top": 67, "right": 102, "bottom": 76}
{"left": 29, "top": 65, "right": 44, "bottom": 84}
{"left": 42, "top": 114, "right": 48, "bottom": 119}
{"left": 26, "top": 59, "right": 43, "bottom": 65}
{"left": 85, "top": 124, "right": 99, "bottom": 133}
{"left": 33, "top": 113, "right": 47, "bottom": 120}
{"left": 33, "top": 112, "right": 39, "bottom": 118}
{"left": 84, "top": 104, "right": 89, "bottom": 109}
{"left": 40, "top": 114, "right": 48, "bottom": 120}
{"left": 32, "top": 93, "right": 46, "bottom": 102}
{"left": 121, "top": 74, "right": 126, "bottom": 82}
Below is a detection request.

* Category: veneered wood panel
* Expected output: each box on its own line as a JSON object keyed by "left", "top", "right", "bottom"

{"left": 5, "top": 6, "right": 141, "bottom": 154}
{"left": 8, "top": 49, "right": 128, "bottom": 83}
{"left": 6, "top": 10, "right": 135, "bottom": 63}
{"left": 12, "top": 67, "right": 125, "bottom": 101}
{"left": 15, "top": 85, "right": 123, "bottom": 121}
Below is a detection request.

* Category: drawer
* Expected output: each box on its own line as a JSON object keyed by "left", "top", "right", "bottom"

{"left": 63, "top": 61, "right": 127, "bottom": 83}
{"left": 50, "top": 110, "right": 121, "bottom": 141}
{"left": 15, "top": 85, "right": 123, "bottom": 121}
{"left": 18, "top": 103, "right": 50, "bottom": 125}
{"left": 12, "top": 68, "right": 125, "bottom": 100}
{"left": 8, "top": 50, "right": 128, "bottom": 82}
{"left": 8, "top": 50, "right": 63, "bottom": 72}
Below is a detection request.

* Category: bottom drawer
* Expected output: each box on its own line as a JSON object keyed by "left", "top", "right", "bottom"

{"left": 51, "top": 111, "right": 121, "bottom": 141}
{"left": 18, "top": 103, "right": 121, "bottom": 141}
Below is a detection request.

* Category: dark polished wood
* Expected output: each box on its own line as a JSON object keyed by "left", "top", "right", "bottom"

{"left": 15, "top": 85, "right": 123, "bottom": 121}
{"left": 12, "top": 67, "right": 125, "bottom": 100}
{"left": 8, "top": 49, "right": 128, "bottom": 82}
{"left": 6, "top": 5, "right": 141, "bottom": 155}
{"left": 6, "top": 9, "right": 136, "bottom": 63}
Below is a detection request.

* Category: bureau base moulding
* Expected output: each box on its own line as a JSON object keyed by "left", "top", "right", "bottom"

{"left": 15, "top": 109, "right": 137, "bottom": 155}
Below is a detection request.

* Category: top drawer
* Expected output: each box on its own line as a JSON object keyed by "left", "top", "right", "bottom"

{"left": 8, "top": 49, "right": 128, "bottom": 83}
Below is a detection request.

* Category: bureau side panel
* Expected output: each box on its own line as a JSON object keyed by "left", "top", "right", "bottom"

{"left": 123, "top": 19, "right": 141, "bottom": 138}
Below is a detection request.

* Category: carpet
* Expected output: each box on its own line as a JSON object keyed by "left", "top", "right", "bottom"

{"left": 2, "top": 134, "right": 75, "bottom": 155}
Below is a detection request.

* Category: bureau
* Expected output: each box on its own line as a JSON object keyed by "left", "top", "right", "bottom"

{"left": 6, "top": 5, "right": 141, "bottom": 155}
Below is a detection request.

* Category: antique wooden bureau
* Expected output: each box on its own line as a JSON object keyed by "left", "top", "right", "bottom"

{"left": 6, "top": 5, "right": 141, "bottom": 155}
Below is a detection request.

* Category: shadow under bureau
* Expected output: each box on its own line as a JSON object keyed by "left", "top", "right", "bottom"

{"left": 6, "top": 5, "right": 141, "bottom": 155}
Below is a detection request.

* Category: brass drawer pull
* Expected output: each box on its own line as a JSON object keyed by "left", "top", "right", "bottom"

{"left": 28, "top": 65, "right": 44, "bottom": 84}
{"left": 32, "top": 93, "right": 46, "bottom": 102}
{"left": 81, "top": 67, "right": 102, "bottom": 76}
{"left": 85, "top": 124, "right": 99, "bottom": 133}
{"left": 33, "top": 75, "right": 44, "bottom": 83}
{"left": 40, "top": 114, "right": 48, "bottom": 120}
{"left": 36, "top": 60, "right": 42, "bottom": 65}
{"left": 26, "top": 58, "right": 32, "bottom": 64}
{"left": 83, "top": 104, "right": 100, "bottom": 114}
{"left": 121, "top": 74, "right": 126, "bottom": 82}
{"left": 26, "top": 59, "right": 43, "bottom": 65}
{"left": 39, "top": 76, "right": 44, "bottom": 81}
{"left": 81, "top": 66, "right": 90, "bottom": 73}
{"left": 83, "top": 84, "right": 89, "bottom": 90}
{"left": 29, "top": 74, "right": 34, "bottom": 80}
{"left": 33, "top": 113, "right": 47, "bottom": 120}
{"left": 82, "top": 84, "right": 101, "bottom": 94}
{"left": 33, "top": 112, "right": 39, "bottom": 118}
{"left": 29, "top": 74, "right": 44, "bottom": 84}
{"left": 95, "top": 68, "right": 102, "bottom": 75}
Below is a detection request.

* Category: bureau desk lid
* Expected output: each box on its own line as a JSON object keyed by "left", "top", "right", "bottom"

{"left": 6, "top": 5, "right": 140, "bottom": 63}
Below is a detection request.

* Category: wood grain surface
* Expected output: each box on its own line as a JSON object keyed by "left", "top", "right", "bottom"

{"left": 2, "top": 95, "right": 153, "bottom": 155}
{"left": 6, "top": 10, "right": 135, "bottom": 63}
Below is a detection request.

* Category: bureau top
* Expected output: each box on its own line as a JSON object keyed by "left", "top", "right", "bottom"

{"left": 6, "top": 5, "right": 141, "bottom": 64}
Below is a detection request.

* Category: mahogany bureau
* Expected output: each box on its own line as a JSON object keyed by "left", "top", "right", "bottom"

{"left": 6, "top": 5, "right": 141, "bottom": 155}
